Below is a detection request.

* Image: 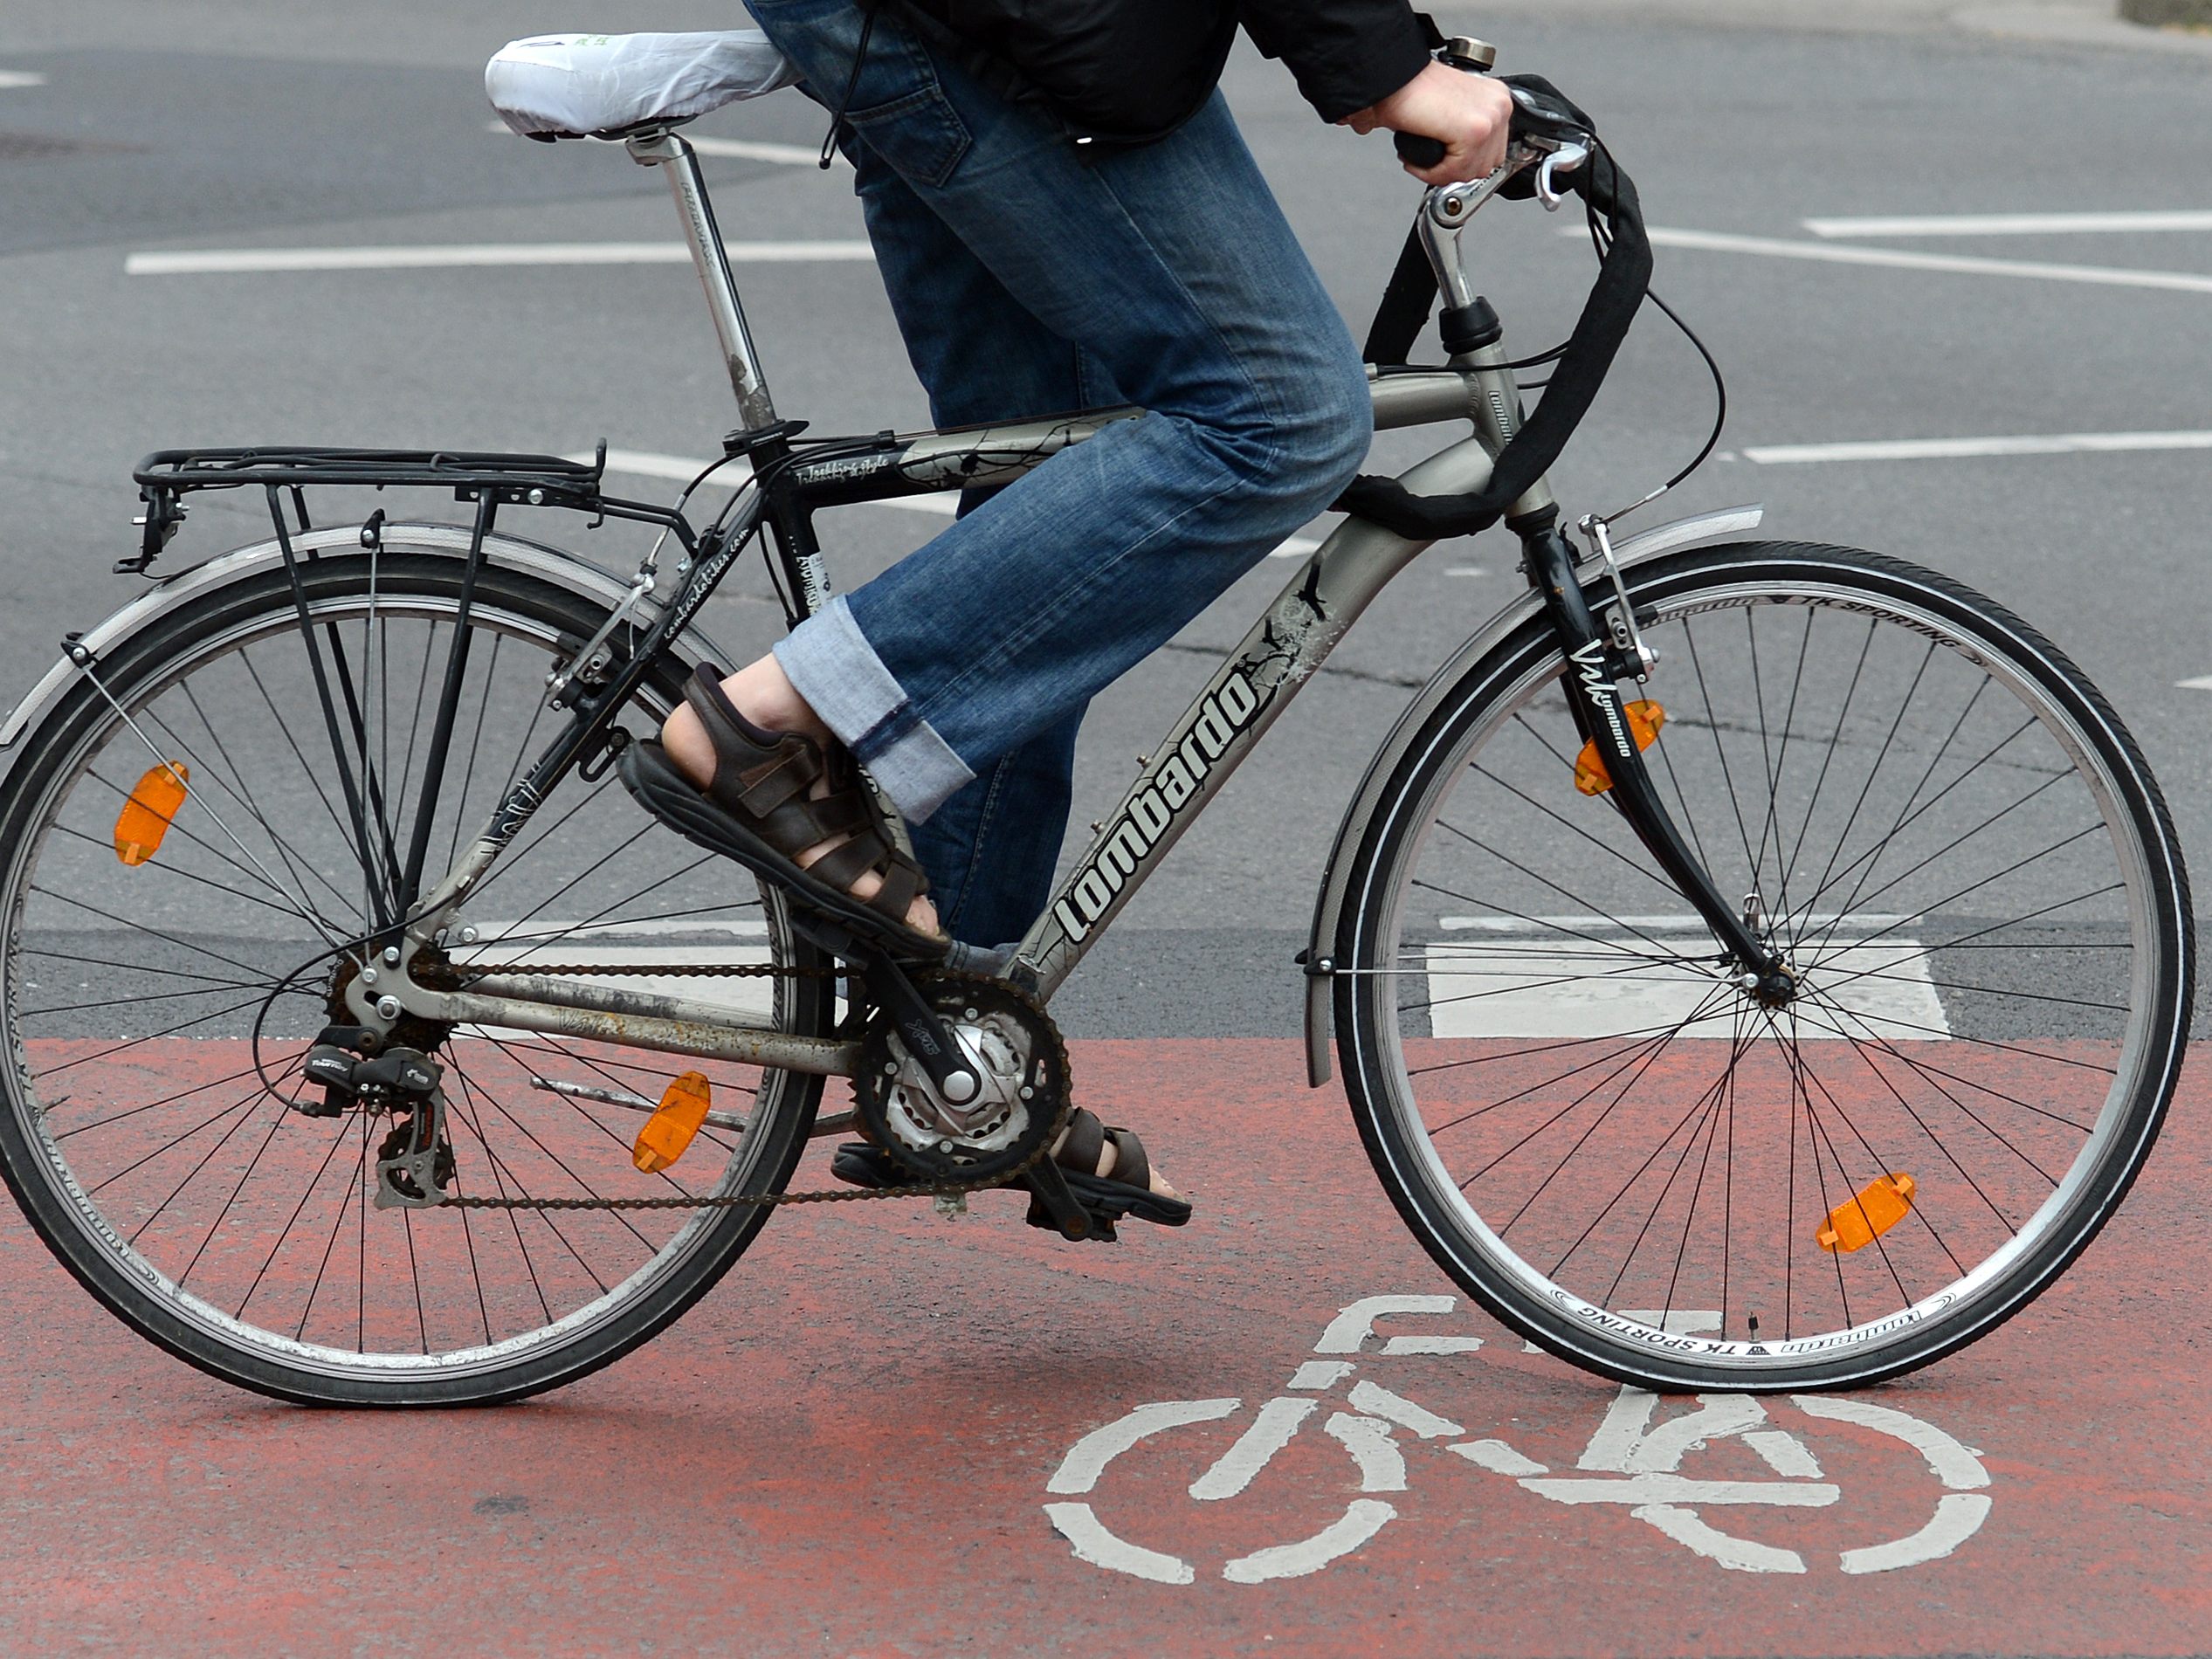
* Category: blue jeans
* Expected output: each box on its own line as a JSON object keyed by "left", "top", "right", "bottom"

{"left": 748, "top": 0, "right": 1372, "bottom": 946}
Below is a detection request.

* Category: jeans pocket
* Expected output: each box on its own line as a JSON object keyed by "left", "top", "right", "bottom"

{"left": 845, "top": 71, "right": 972, "bottom": 189}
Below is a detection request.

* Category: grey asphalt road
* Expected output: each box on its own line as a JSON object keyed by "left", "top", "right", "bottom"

{"left": 2, "top": 1, "right": 2209, "bottom": 1036}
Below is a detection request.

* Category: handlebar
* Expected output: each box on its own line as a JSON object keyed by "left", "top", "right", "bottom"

{"left": 1389, "top": 38, "right": 1593, "bottom": 183}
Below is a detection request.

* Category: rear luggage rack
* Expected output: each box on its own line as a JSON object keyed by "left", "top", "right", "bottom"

{"left": 124, "top": 442, "right": 698, "bottom": 575}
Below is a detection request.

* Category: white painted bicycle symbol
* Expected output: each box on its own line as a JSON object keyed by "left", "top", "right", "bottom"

{"left": 1045, "top": 1294, "right": 1993, "bottom": 1586}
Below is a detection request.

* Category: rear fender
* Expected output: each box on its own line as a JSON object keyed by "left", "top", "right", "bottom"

{"left": 0, "top": 522, "right": 728, "bottom": 752}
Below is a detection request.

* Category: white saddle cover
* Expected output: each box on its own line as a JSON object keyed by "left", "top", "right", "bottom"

{"left": 486, "top": 31, "right": 797, "bottom": 139}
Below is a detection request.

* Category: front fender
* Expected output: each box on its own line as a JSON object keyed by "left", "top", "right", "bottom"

{"left": 1300, "top": 505, "right": 1763, "bottom": 1085}
{"left": 0, "top": 522, "right": 729, "bottom": 752}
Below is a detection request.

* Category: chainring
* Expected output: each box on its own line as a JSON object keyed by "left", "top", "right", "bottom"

{"left": 854, "top": 971, "right": 1069, "bottom": 1184}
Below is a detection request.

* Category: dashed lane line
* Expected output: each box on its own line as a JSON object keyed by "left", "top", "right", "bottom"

{"left": 1745, "top": 429, "right": 2212, "bottom": 465}
{"left": 1805, "top": 209, "right": 2212, "bottom": 238}
{"left": 1630, "top": 225, "right": 2212, "bottom": 298}
{"left": 125, "top": 241, "right": 874, "bottom": 275}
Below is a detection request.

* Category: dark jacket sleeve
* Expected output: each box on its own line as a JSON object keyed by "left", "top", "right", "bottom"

{"left": 1238, "top": 0, "right": 1435, "bottom": 123}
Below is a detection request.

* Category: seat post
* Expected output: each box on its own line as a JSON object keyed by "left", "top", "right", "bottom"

{"left": 627, "top": 128, "right": 779, "bottom": 432}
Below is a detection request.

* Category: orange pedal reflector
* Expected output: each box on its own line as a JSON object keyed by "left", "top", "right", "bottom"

{"left": 1818, "top": 1172, "right": 1917, "bottom": 1253}
{"left": 632, "top": 1071, "right": 713, "bottom": 1174}
{"left": 114, "top": 761, "right": 190, "bottom": 866}
{"left": 1573, "top": 701, "right": 1665, "bottom": 796}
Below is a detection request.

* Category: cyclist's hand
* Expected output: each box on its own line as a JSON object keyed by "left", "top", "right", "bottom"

{"left": 1342, "top": 61, "right": 1513, "bottom": 185}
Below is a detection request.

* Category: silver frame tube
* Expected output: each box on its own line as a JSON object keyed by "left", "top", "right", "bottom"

{"left": 628, "top": 129, "right": 779, "bottom": 431}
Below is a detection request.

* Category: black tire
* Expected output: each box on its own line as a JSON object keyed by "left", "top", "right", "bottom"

{"left": 1336, "top": 542, "right": 2191, "bottom": 1391}
{"left": 0, "top": 539, "right": 830, "bottom": 1405}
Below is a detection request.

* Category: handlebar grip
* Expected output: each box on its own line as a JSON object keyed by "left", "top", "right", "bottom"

{"left": 1394, "top": 131, "right": 1447, "bottom": 169}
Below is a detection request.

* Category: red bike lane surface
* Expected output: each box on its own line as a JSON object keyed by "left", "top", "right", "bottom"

{"left": 0, "top": 1039, "right": 2205, "bottom": 1657}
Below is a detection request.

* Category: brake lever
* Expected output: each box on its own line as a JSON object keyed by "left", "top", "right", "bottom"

{"left": 1534, "top": 140, "right": 1591, "bottom": 210}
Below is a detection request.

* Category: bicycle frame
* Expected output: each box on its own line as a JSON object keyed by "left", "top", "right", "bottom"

{"left": 65, "top": 127, "right": 1780, "bottom": 1084}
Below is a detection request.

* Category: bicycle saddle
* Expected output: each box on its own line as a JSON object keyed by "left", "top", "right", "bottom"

{"left": 486, "top": 31, "right": 797, "bottom": 141}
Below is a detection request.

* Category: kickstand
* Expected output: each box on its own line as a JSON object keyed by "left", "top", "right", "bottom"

{"left": 1020, "top": 1158, "right": 1093, "bottom": 1242}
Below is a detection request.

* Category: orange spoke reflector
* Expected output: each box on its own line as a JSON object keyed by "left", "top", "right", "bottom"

{"left": 1573, "top": 700, "right": 1665, "bottom": 796}
{"left": 114, "top": 761, "right": 190, "bottom": 866}
{"left": 1817, "top": 1172, "right": 1917, "bottom": 1253}
{"left": 632, "top": 1070, "right": 713, "bottom": 1174}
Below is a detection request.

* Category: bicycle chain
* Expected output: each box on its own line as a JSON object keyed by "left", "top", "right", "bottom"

{"left": 433, "top": 968, "right": 1074, "bottom": 1214}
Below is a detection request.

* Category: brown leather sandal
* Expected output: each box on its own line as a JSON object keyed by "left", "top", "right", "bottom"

{"left": 617, "top": 665, "right": 948, "bottom": 960}
{"left": 829, "top": 1108, "right": 1192, "bottom": 1241}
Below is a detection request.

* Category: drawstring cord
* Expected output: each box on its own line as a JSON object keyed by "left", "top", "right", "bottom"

{"left": 818, "top": 0, "right": 885, "bottom": 169}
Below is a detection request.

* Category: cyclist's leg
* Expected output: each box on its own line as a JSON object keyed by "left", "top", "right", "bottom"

{"left": 848, "top": 144, "right": 1110, "bottom": 950}
{"left": 672, "top": 0, "right": 1368, "bottom": 960}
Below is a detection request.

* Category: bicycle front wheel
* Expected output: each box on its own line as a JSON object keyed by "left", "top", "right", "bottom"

{"left": 0, "top": 534, "right": 830, "bottom": 1405}
{"left": 1338, "top": 541, "right": 2190, "bottom": 1391}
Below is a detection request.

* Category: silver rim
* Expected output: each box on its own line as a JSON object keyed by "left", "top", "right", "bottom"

{"left": 1355, "top": 561, "right": 2177, "bottom": 1379}
{"left": 0, "top": 559, "right": 812, "bottom": 1387}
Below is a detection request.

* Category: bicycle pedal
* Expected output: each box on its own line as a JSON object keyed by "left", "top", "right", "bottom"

{"left": 1020, "top": 1160, "right": 1096, "bottom": 1242}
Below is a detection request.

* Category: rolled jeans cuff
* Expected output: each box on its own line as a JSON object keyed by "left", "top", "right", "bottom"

{"left": 771, "top": 595, "right": 975, "bottom": 823}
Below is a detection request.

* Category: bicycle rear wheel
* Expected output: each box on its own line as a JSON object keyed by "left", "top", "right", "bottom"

{"left": 1338, "top": 541, "right": 2190, "bottom": 1390}
{"left": 0, "top": 534, "right": 830, "bottom": 1404}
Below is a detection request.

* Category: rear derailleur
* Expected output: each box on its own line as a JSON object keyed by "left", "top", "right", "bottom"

{"left": 300, "top": 1026, "right": 456, "bottom": 1209}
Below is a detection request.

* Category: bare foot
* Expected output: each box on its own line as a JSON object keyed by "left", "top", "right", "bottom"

{"left": 660, "top": 657, "right": 941, "bottom": 937}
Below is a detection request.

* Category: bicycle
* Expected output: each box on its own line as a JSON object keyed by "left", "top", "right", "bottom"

{"left": 0, "top": 28, "right": 2188, "bottom": 1406}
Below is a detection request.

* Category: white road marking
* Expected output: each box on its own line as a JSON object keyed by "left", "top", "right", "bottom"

{"left": 1445, "top": 565, "right": 1488, "bottom": 577}
{"left": 1344, "top": 1380, "right": 1464, "bottom": 1440}
{"left": 2179, "top": 675, "right": 2212, "bottom": 692}
{"left": 1578, "top": 1390, "right": 1766, "bottom": 1475}
{"left": 1839, "top": 1493, "right": 1994, "bottom": 1574}
{"left": 1287, "top": 1360, "right": 1354, "bottom": 1390}
{"left": 1743, "top": 1429, "right": 1825, "bottom": 1480}
{"left": 1806, "top": 209, "right": 2212, "bottom": 239}
{"left": 1189, "top": 1397, "right": 1317, "bottom": 1501}
{"left": 1325, "top": 1412, "right": 1409, "bottom": 1493}
{"left": 1639, "top": 225, "right": 2212, "bottom": 298}
{"left": 1313, "top": 1293, "right": 1456, "bottom": 1353}
{"left": 1523, "top": 1474, "right": 1841, "bottom": 1506}
{"left": 126, "top": 241, "right": 875, "bottom": 275}
{"left": 1422, "top": 932, "right": 1947, "bottom": 1040}
{"left": 1044, "top": 1503, "right": 1194, "bottom": 1586}
{"left": 1790, "top": 1396, "right": 1990, "bottom": 1490}
{"left": 1378, "top": 1333, "right": 1484, "bottom": 1355}
{"left": 1630, "top": 1504, "right": 1808, "bottom": 1573}
{"left": 1451, "top": 1439, "right": 1549, "bottom": 1477}
{"left": 1220, "top": 1499, "right": 1396, "bottom": 1584}
{"left": 0, "top": 71, "right": 45, "bottom": 88}
{"left": 1747, "top": 429, "right": 2212, "bottom": 465}
{"left": 583, "top": 445, "right": 1321, "bottom": 556}
{"left": 1046, "top": 1398, "right": 1237, "bottom": 1495}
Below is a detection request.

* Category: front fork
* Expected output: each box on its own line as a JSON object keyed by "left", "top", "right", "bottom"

{"left": 1519, "top": 519, "right": 1794, "bottom": 1001}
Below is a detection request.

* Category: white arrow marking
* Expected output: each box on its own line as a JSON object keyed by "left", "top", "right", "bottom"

{"left": 1221, "top": 1500, "right": 1397, "bottom": 1584}
{"left": 1044, "top": 1502, "right": 1194, "bottom": 1585}
{"left": 1047, "top": 1398, "right": 1238, "bottom": 1495}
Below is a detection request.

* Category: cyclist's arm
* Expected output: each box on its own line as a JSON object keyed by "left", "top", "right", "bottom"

{"left": 1240, "top": 2, "right": 1512, "bottom": 185}
{"left": 1238, "top": 0, "right": 1433, "bottom": 122}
